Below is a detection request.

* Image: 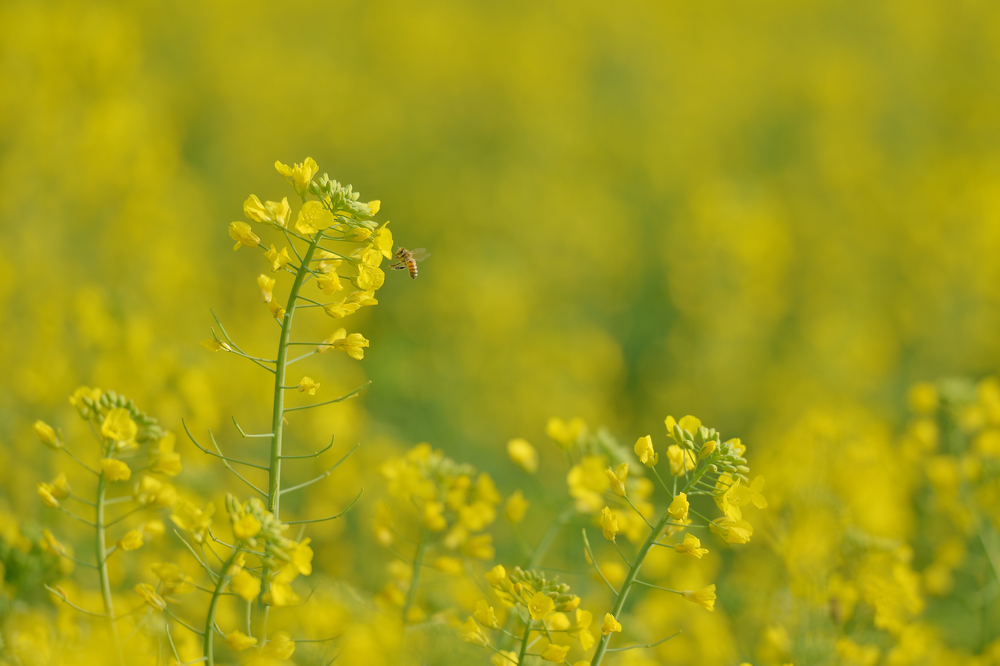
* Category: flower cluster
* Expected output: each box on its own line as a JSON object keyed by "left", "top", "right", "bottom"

{"left": 377, "top": 443, "right": 504, "bottom": 621}
{"left": 461, "top": 565, "right": 593, "bottom": 665}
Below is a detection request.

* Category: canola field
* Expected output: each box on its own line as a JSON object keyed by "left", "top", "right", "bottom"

{"left": 1, "top": 2, "right": 1000, "bottom": 665}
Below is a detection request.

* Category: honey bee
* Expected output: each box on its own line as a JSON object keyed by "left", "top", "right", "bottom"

{"left": 391, "top": 247, "right": 429, "bottom": 279}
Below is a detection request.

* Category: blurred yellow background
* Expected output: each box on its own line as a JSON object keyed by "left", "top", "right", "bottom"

{"left": 2, "top": 1, "right": 1000, "bottom": 665}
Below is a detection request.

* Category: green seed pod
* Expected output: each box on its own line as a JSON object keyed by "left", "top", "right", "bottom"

{"left": 672, "top": 424, "right": 685, "bottom": 442}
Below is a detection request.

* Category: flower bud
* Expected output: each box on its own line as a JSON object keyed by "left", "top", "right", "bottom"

{"left": 34, "top": 420, "right": 61, "bottom": 449}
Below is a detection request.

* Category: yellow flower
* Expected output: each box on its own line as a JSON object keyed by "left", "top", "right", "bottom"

{"left": 275, "top": 157, "right": 319, "bottom": 196}
{"left": 151, "top": 563, "right": 194, "bottom": 595}
{"left": 134, "top": 583, "right": 166, "bottom": 610}
{"left": 528, "top": 591, "right": 555, "bottom": 620}
{"left": 40, "top": 529, "right": 66, "bottom": 557}
{"left": 599, "top": 506, "right": 619, "bottom": 541}
{"left": 507, "top": 438, "right": 539, "bottom": 474}
{"left": 297, "top": 376, "right": 320, "bottom": 395}
{"left": 117, "top": 529, "right": 144, "bottom": 551}
{"left": 262, "top": 580, "right": 300, "bottom": 607}
{"left": 474, "top": 600, "right": 500, "bottom": 628}
{"left": 201, "top": 338, "right": 227, "bottom": 352}
{"left": 682, "top": 584, "right": 717, "bottom": 611}
{"left": 540, "top": 643, "right": 570, "bottom": 662}
{"left": 243, "top": 194, "right": 271, "bottom": 223}
{"left": 699, "top": 439, "right": 717, "bottom": 460}
{"left": 142, "top": 519, "right": 166, "bottom": 537}
{"left": 433, "top": 556, "right": 463, "bottom": 575}
{"left": 462, "top": 533, "right": 496, "bottom": 560}
{"left": 228, "top": 221, "right": 260, "bottom": 250}
{"left": 485, "top": 564, "right": 507, "bottom": 587}
{"left": 316, "top": 271, "right": 343, "bottom": 295}
{"left": 423, "top": 501, "right": 448, "bottom": 532}
{"left": 317, "top": 328, "right": 369, "bottom": 359}
{"left": 101, "top": 458, "right": 132, "bottom": 483}
{"left": 710, "top": 517, "right": 753, "bottom": 544}
{"left": 49, "top": 472, "right": 71, "bottom": 499}
{"left": 232, "top": 514, "right": 261, "bottom": 541}
{"left": 505, "top": 490, "right": 529, "bottom": 524}
{"left": 170, "top": 500, "right": 214, "bottom": 544}
{"left": 295, "top": 200, "right": 335, "bottom": 235}
{"left": 324, "top": 299, "right": 362, "bottom": 319}
{"left": 606, "top": 463, "right": 628, "bottom": 497}
{"left": 567, "top": 455, "right": 610, "bottom": 512}
{"left": 268, "top": 300, "right": 286, "bottom": 320}
{"left": 265, "top": 244, "right": 291, "bottom": 271}
{"left": 226, "top": 630, "right": 257, "bottom": 651}
{"left": 149, "top": 433, "right": 182, "bottom": 477}
{"left": 260, "top": 631, "right": 296, "bottom": 660}
{"left": 372, "top": 222, "right": 393, "bottom": 258}
{"left": 368, "top": 200, "right": 381, "bottom": 216}
{"left": 601, "top": 613, "right": 622, "bottom": 636}
{"left": 101, "top": 408, "right": 137, "bottom": 447}
{"left": 546, "top": 417, "right": 586, "bottom": 448}
{"left": 33, "top": 420, "right": 60, "bottom": 449}
{"left": 674, "top": 533, "right": 708, "bottom": 558}
{"left": 257, "top": 274, "right": 276, "bottom": 303}
{"left": 231, "top": 569, "right": 260, "bottom": 602}
{"left": 459, "top": 617, "right": 489, "bottom": 646}
{"left": 353, "top": 263, "right": 386, "bottom": 291}
{"left": 38, "top": 482, "right": 59, "bottom": 508}
{"left": 288, "top": 538, "right": 313, "bottom": 576}
{"left": 666, "top": 444, "right": 695, "bottom": 476}
{"left": 134, "top": 475, "right": 178, "bottom": 507}
{"left": 69, "top": 386, "right": 102, "bottom": 412}
{"left": 634, "top": 435, "right": 658, "bottom": 467}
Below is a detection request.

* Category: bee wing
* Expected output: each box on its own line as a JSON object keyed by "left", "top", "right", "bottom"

{"left": 409, "top": 248, "right": 430, "bottom": 262}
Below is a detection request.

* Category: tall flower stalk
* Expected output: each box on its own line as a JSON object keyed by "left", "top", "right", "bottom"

{"left": 175, "top": 157, "right": 400, "bottom": 664}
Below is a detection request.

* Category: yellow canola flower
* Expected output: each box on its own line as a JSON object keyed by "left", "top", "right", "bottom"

{"left": 244, "top": 195, "right": 291, "bottom": 227}
{"left": 263, "top": 579, "right": 300, "bottom": 607}
{"left": 606, "top": 463, "right": 628, "bottom": 497}
{"left": 507, "top": 438, "right": 539, "bottom": 474}
{"left": 135, "top": 475, "right": 178, "bottom": 507}
{"left": 485, "top": 564, "right": 507, "bottom": 587}
{"left": 699, "top": 439, "right": 717, "bottom": 460}
{"left": 710, "top": 517, "right": 753, "bottom": 544}
{"left": 505, "top": 490, "right": 529, "bottom": 524}
{"left": 260, "top": 631, "right": 296, "bottom": 660}
{"left": 135, "top": 583, "right": 166, "bottom": 611}
{"left": 265, "top": 244, "right": 291, "bottom": 272}
{"left": 257, "top": 274, "right": 275, "bottom": 303}
{"left": 149, "top": 433, "right": 182, "bottom": 477}
{"left": 295, "top": 200, "right": 335, "bottom": 235}
{"left": 151, "top": 563, "right": 194, "bottom": 595}
{"left": 49, "top": 472, "right": 71, "bottom": 499}
{"left": 33, "top": 420, "right": 60, "bottom": 449}
{"left": 275, "top": 157, "right": 319, "bottom": 196}
{"left": 433, "top": 556, "right": 463, "bottom": 574}
{"left": 368, "top": 200, "right": 381, "bottom": 215}
{"left": 324, "top": 299, "right": 362, "bottom": 319}
{"left": 268, "top": 300, "right": 286, "bottom": 320}
{"left": 40, "top": 529, "right": 66, "bottom": 557}
{"left": 201, "top": 338, "right": 228, "bottom": 352}
{"left": 540, "top": 643, "right": 570, "bottom": 662}
{"left": 316, "top": 328, "right": 369, "bottom": 359}
{"left": 474, "top": 600, "right": 500, "bottom": 628}
{"left": 317, "top": 272, "right": 343, "bottom": 294}
{"left": 462, "top": 533, "right": 496, "bottom": 560}
{"left": 228, "top": 221, "right": 260, "bottom": 250}
{"left": 353, "top": 262, "right": 386, "bottom": 291}
{"left": 634, "top": 435, "right": 658, "bottom": 467}
{"left": 459, "top": 617, "right": 490, "bottom": 646}
{"left": 667, "top": 493, "right": 691, "bottom": 523}
{"left": 117, "top": 529, "right": 144, "bottom": 551}
{"left": 101, "top": 458, "right": 132, "bottom": 483}
{"left": 546, "top": 417, "right": 586, "bottom": 448}
{"left": 423, "top": 501, "right": 448, "bottom": 532}
{"left": 226, "top": 630, "right": 257, "bottom": 651}
{"left": 528, "top": 591, "right": 555, "bottom": 620}
{"left": 667, "top": 444, "right": 695, "bottom": 476}
{"left": 288, "top": 538, "right": 314, "bottom": 576}
{"left": 674, "top": 533, "right": 709, "bottom": 558}
{"left": 297, "top": 376, "right": 320, "bottom": 395}
{"left": 599, "top": 506, "right": 619, "bottom": 541}
{"left": 232, "top": 514, "right": 261, "bottom": 541}
{"left": 101, "top": 408, "right": 137, "bottom": 446}
{"left": 372, "top": 222, "right": 393, "bottom": 259}
{"left": 567, "top": 455, "right": 610, "bottom": 512}
{"left": 682, "top": 584, "right": 717, "bottom": 611}
{"left": 601, "top": 613, "right": 622, "bottom": 636}
{"left": 231, "top": 570, "right": 260, "bottom": 602}
{"left": 37, "top": 482, "right": 60, "bottom": 508}
{"left": 243, "top": 194, "right": 271, "bottom": 223}
{"left": 170, "top": 500, "right": 214, "bottom": 544}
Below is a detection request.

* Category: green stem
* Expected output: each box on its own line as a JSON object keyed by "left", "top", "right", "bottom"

{"left": 589, "top": 511, "right": 672, "bottom": 666}
{"left": 257, "top": 231, "right": 322, "bottom": 638}
{"left": 204, "top": 547, "right": 243, "bottom": 666}
{"left": 95, "top": 475, "right": 125, "bottom": 666}
{"left": 516, "top": 619, "right": 533, "bottom": 666}
{"left": 402, "top": 530, "right": 427, "bottom": 623}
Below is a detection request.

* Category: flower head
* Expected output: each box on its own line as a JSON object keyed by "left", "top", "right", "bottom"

{"left": 674, "top": 533, "right": 709, "bottom": 558}
{"left": 682, "top": 584, "right": 717, "bottom": 611}
{"left": 505, "top": 490, "right": 529, "bottom": 524}
{"left": 297, "top": 376, "right": 320, "bottom": 395}
{"left": 228, "top": 221, "right": 260, "bottom": 250}
{"left": 528, "top": 591, "right": 555, "bottom": 620}
{"left": 601, "top": 613, "right": 622, "bottom": 636}
{"left": 507, "top": 438, "right": 539, "bottom": 474}
{"left": 226, "top": 631, "right": 258, "bottom": 651}
{"left": 135, "top": 583, "right": 166, "bottom": 610}
{"left": 101, "top": 408, "right": 137, "bottom": 448}
{"left": 599, "top": 506, "right": 619, "bottom": 541}
{"left": 101, "top": 458, "right": 132, "bottom": 483}
{"left": 117, "top": 529, "right": 144, "bottom": 552}
{"left": 606, "top": 463, "right": 628, "bottom": 497}
{"left": 34, "top": 420, "right": 60, "bottom": 449}
{"left": 275, "top": 157, "right": 319, "bottom": 196}
{"left": 634, "top": 435, "right": 658, "bottom": 467}
{"left": 540, "top": 644, "right": 570, "bottom": 662}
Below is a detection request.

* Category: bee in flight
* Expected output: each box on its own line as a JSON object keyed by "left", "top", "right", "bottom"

{"left": 391, "top": 246, "right": 429, "bottom": 279}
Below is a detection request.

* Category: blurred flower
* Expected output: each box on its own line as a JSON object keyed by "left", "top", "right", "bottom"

{"left": 117, "top": 530, "right": 144, "bottom": 551}
{"left": 674, "top": 533, "right": 708, "bottom": 558}
{"left": 599, "top": 507, "right": 618, "bottom": 541}
{"left": 101, "top": 458, "right": 132, "bottom": 482}
{"left": 634, "top": 435, "right": 657, "bottom": 467}
{"left": 606, "top": 463, "right": 628, "bottom": 497}
{"left": 505, "top": 490, "right": 528, "bottom": 523}
{"left": 507, "top": 438, "right": 538, "bottom": 474}
{"left": 682, "top": 584, "right": 716, "bottom": 611}
{"left": 226, "top": 631, "right": 257, "bottom": 651}
{"left": 33, "top": 420, "right": 60, "bottom": 449}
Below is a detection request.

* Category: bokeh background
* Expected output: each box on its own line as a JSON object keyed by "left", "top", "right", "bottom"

{"left": 2, "top": 1, "right": 1000, "bottom": 665}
